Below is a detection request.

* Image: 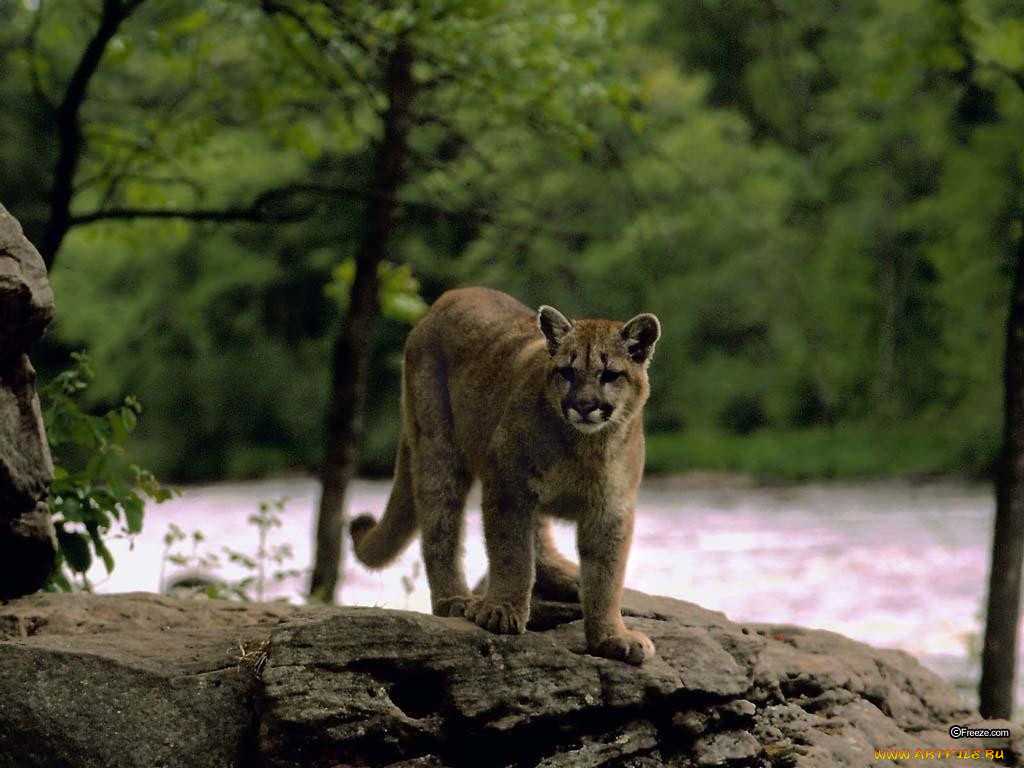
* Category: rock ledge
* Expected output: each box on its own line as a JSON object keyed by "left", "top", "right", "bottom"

{"left": 0, "top": 590, "right": 1018, "bottom": 767}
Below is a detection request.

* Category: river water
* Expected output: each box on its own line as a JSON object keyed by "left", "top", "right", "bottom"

{"left": 89, "top": 475, "right": 1014, "bottom": 711}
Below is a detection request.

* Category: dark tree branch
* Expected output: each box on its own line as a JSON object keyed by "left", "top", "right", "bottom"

{"left": 67, "top": 183, "right": 340, "bottom": 228}
{"left": 68, "top": 175, "right": 608, "bottom": 252}
{"left": 40, "top": 0, "right": 143, "bottom": 269}
{"left": 68, "top": 204, "right": 313, "bottom": 226}
{"left": 76, "top": 171, "right": 203, "bottom": 197}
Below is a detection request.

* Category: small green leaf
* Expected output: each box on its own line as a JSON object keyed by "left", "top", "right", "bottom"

{"left": 85, "top": 452, "right": 104, "bottom": 481}
{"left": 57, "top": 529, "right": 93, "bottom": 574}
{"left": 60, "top": 495, "right": 83, "bottom": 521}
{"left": 123, "top": 495, "right": 144, "bottom": 534}
{"left": 121, "top": 407, "right": 138, "bottom": 433}
{"left": 108, "top": 411, "right": 128, "bottom": 443}
{"left": 87, "top": 524, "right": 115, "bottom": 574}
{"left": 48, "top": 568, "right": 72, "bottom": 593}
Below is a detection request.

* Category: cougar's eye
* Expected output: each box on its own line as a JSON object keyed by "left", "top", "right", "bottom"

{"left": 599, "top": 369, "right": 623, "bottom": 384}
{"left": 557, "top": 366, "right": 575, "bottom": 382}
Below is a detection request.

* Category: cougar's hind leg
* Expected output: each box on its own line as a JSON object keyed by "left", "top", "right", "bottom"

{"left": 471, "top": 518, "right": 579, "bottom": 602}
{"left": 533, "top": 517, "right": 580, "bottom": 602}
{"left": 406, "top": 350, "right": 473, "bottom": 617}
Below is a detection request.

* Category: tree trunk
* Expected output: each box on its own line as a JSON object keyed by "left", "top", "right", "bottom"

{"left": 308, "top": 39, "right": 415, "bottom": 604}
{"left": 876, "top": 247, "right": 899, "bottom": 412}
{"left": 979, "top": 221, "right": 1024, "bottom": 719}
{"left": 40, "top": 0, "right": 139, "bottom": 269}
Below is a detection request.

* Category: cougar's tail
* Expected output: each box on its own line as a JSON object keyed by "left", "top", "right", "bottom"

{"left": 350, "top": 435, "right": 417, "bottom": 568}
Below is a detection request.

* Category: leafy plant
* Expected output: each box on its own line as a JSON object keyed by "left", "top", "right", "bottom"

{"left": 324, "top": 259, "right": 429, "bottom": 324}
{"left": 159, "top": 525, "right": 220, "bottom": 595}
{"left": 161, "top": 498, "right": 303, "bottom": 602}
{"left": 401, "top": 559, "right": 421, "bottom": 610}
{"left": 42, "top": 352, "right": 176, "bottom": 591}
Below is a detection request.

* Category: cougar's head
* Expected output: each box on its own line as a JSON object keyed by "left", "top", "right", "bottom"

{"left": 537, "top": 304, "right": 660, "bottom": 435}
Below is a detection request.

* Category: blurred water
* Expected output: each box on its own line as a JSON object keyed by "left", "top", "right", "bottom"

{"left": 90, "top": 475, "right": 1010, "bottom": 710}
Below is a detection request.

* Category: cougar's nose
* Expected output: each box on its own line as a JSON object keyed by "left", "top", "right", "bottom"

{"left": 575, "top": 400, "right": 598, "bottom": 417}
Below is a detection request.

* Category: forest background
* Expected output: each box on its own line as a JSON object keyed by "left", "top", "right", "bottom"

{"left": 3, "top": 0, "right": 1024, "bottom": 486}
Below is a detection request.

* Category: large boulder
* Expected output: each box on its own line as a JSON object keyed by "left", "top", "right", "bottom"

{"left": 0, "top": 204, "right": 57, "bottom": 599}
{"left": 0, "top": 590, "right": 1018, "bottom": 767}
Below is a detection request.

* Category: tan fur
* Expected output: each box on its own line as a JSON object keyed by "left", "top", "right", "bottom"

{"left": 350, "top": 287, "right": 660, "bottom": 664}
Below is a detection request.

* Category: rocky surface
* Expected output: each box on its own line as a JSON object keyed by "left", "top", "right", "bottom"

{"left": 0, "top": 203, "right": 57, "bottom": 599}
{"left": 0, "top": 590, "right": 1019, "bottom": 767}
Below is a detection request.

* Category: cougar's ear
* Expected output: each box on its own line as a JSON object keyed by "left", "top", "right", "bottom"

{"left": 620, "top": 313, "right": 661, "bottom": 365}
{"left": 538, "top": 305, "right": 573, "bottom": 355}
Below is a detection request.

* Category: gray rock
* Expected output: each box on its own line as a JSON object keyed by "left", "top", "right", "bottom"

{"left": 717, "top": 699, "right": 756, "bottom": 721}
{"left": 0, "top": 593, "right": 305, "bottom": 768}
{"left": 0, "top": 591, "right": 1019, "bottom": 768}
{"left": 0, "top": 204, "right": 53, "bottom": 362}
{"left": 0, "top": 204, "right": 56, "bottom": 599}
{"left": 0, "top": 590, "right": 298, "bottom": 640}
{"left": 535, "top": 721, "right": 660, "bottom": 767}
{"left": 693, "top": 730, "right": 761, "bottom": 766}
{"left": 672, "top": 710, "right": 710, "bottom": 738}
{"left": 0, "top": 500, "right": 56, "bottom": 601}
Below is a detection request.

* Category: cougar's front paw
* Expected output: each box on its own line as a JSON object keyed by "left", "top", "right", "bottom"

{"left": 433, "top": 594, "right": 473, "bottom": 618}
{"left": 592, "top": 629, "right": 655, "bottom": 665}
{"left": 464, "top": 597, "right": 529, "bottom": 634}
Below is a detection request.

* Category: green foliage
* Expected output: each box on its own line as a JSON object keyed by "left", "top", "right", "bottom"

{"left": 42, "top": 353, "right": 176, "bottom": 591}
{"left": 325, "top": 259, "right": 428, "bottom": 324}
{"left": 645, "top": 419, "right": 997, "bottom": 481}
{"left": 5, "top": 0, "right": 1024, "bottom": 482}
{"left": 966, "top": 0, "right": 1024, "bottom": 74}
{"left": 160, "top": 498, "right": 302, "bottom": 601}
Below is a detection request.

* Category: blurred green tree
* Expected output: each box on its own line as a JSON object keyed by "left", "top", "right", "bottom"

{"left": 4, "top": 0, "right": 1024, "bottom": 617}
{"left": 948, "top": 0, "right": 1024, "bottom": 722}
{"left": 2, "top": 0, "right": 633, "bottom": 603}
{"left": 257, "top": 0, "right": 632, "bottom": 603}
